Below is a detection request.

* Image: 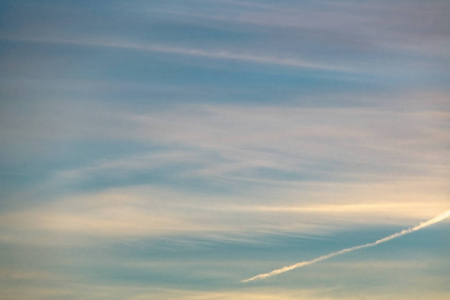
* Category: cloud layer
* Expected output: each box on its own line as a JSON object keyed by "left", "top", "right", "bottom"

{"left": 0, "top": 1, "right": 449, "bottom": 299}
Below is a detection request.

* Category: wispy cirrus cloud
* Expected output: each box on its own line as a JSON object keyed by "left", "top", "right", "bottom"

{"left": 0, "top": 35, "right": 349, "bottom": 71}
{"left": 2, "top": 94, "right": 447, "bottom": 233}
{"left": 1, "top": 1, "right": 449, "bottom": 299}
{"left": 132, "top": 0, "right": 450, "bottom": 62}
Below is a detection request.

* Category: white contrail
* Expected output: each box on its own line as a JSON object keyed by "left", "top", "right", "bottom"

{"left": 242, "top": 210, "right": 450, "bottom": 283}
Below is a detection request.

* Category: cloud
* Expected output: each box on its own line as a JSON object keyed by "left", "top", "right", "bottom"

{"left": 242, "top": 210, "right": 450, "bottom": 282}
{"left": 128, "top": 288, "right": 335, "bottom": 300}
{"left": 2, "top": 96, "right": 447, "bottom": 240}
{"left": 133, "top": 0, "right": 450, "bottom": 62}
{"left": 0, "top": 35, "right": 350, "bottom": 71}
{"left": 0, "top": 2, "right": 448, "bottom": 299}
{"left": 0, "top": 284, "right": 335, "bottom": 300}
{"left": 126, "top": 101, "right": 449, "bottom": 185}
{"left": 0, "top": 269, "right": 65, "bottom": 281}
{"left": 1, "top": 183, "right": 447, "bottom": 244}
{"left": 0, "top": 188, "right": 204, "bottom": 238}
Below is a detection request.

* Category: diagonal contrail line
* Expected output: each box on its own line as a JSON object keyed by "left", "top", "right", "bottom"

{"left": 242, "top": 210, "right": 450, "bottom": 283}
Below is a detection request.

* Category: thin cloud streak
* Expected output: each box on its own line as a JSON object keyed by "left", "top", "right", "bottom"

{"left": 0, "top": 35, "right": 349, "bottom": 71}
{"left": 242, "top": 210, "right": 450, "bottom": 282}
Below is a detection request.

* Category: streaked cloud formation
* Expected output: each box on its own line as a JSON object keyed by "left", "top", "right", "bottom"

{"left": 0, "top": 0, "right": 449, "bottom": 299}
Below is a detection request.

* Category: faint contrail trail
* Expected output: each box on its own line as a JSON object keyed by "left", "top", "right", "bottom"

{"left": 242, "top": 210, "right": 450, "bottom": 283}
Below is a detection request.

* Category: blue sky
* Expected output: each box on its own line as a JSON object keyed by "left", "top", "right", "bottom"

{"left": 0, "top": 0, "right": 449, "bottom": 299}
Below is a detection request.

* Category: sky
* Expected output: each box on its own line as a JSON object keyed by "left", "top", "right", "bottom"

{"left": 0, "top": 0, "right": 449, "bottom": 299}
